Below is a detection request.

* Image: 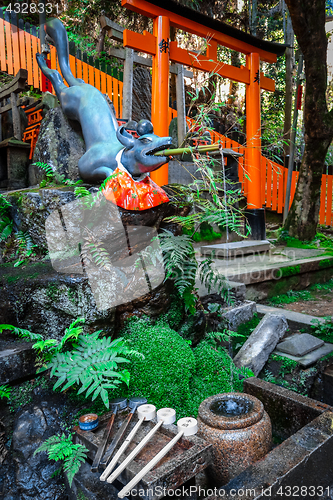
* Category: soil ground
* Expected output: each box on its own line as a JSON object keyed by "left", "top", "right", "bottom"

{"left": 264, "top": 285, "right": 333, "bottom": 317}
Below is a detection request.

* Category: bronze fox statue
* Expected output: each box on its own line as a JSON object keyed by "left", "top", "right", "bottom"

{"left": 36, "top": 18, "right": 172, "bottom": 183}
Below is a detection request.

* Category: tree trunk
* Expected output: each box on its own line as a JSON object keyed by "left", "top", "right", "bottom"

{"left": 283, "top": 9, "right": 294, "bottom": 158}
{"left": 284, "top": 0, "right": 333, "bottom": 240}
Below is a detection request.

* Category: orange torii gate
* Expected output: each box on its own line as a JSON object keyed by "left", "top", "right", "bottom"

{"left": 121, "top": 0, "right": 286, "bottom": 238}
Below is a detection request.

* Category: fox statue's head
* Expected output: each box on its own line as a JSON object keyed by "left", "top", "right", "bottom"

{"left": 116, "top": 119, "right": 172, "bottom": 178}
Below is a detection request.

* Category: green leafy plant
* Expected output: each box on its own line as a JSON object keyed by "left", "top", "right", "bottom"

{"left": 311, "top": 316, "right": 333, "bottom": 344}
{"left": 49, "top": 331, "right": 142, "bottom": 409}
{"left": 141, "top": 230, "right": 234, "bottom": 314}
{"left": 33, "top": 317, "right": 85, "bottom": 365}
{"left": 80, "top": 227, "right": 112, "bottom": 271}
{"left": 34, "top": 433, "right": 88, "bottom": 487}
{"left": 0, "top": 384, "right": 11, "bottom": 400}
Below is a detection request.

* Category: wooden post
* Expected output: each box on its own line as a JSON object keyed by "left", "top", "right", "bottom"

{"left": 150, "top": 15, "right": 170, "bottom": 186}
{"left": 176, "top": 64, "right": 186, "bottom": 147}
{"left": 246, "top": 52, "right": 265, "bottom": 239}
{"left": 122, "top": 47, "right": 134, "bottom": 120}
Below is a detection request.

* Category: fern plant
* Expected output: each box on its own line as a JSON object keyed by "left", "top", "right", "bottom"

{"left": 0, "top": 324, "right": 43, "bottom": 342}
{"left": 13, "top": 230, "right": 37, "bottom": 267}
{"left": 34, "top": 433, "right": 88, "bottom": 487}
{"left": 0, "top": 194, "right": 13, "bottom": 243}
{"left": 49, "top": 333, "right": 142, "bottom": 409}
{"left": 33, "top": 317, "right": 85, "bottom": 366}
{"left": 0, "top": 384, "right": 11, "bottom": 400}
{"left": 32, "top": 161, "right": 83, "bottom": 187}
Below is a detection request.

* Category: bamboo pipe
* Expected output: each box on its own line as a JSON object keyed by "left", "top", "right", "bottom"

{"left": 153, "top": 144, "right": 221, "bottom": 156}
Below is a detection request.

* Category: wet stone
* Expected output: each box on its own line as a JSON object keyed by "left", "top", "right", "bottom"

{"left": 276, "top": 333, "right": 324, "bottom": 357}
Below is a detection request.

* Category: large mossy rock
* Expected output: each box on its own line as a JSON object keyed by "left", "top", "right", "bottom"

{"left": 9, "top": 188, "right": 75, "bottom": 249}
{"left": 0, "top": 262, "right": 116, "bottom": 339}
{"left": 32, "top": 107, "right": 85, "bottom": 182}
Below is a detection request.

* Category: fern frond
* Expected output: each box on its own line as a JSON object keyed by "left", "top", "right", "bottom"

{"left": 198, "top": 258, "right": 235, "bottom": 304}
{"left": 57, "top": 317, "right": 85, "bottom": 352}
{"left": 48, "top": 334, "right": 138, "bottom": 408}
{"left": 0, "top": 384, "right": 11, "bottom": 399}
{"left": 74, "top": 186, "right": 91, "bottom": 199}
{"left": 63, "top": 444, "right": 88, "bottom": 487}
{"left": 32, "top": 161, "right": 54, "bottom": 178}
{"left": 81, "top": 228, "right": 112, "bottom": 270}
{"left": 0, "top": 216, "right": 13, "bottom": 242}
{"left": 0, "top": 324, "right": 43, "bottom": 342}
{"left": 34, "top": 433, "right": 88, "bottom": 487}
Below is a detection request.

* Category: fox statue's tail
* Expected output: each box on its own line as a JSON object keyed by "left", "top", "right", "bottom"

{"left": 40, "top": 18, "right": 84, "bottom": 87}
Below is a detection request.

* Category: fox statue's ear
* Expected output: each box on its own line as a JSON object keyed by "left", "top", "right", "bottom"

{"left": 137, "top": 120, "right": 154, "bottom": 136}
{"left": 116, "top": 126, "right": 136, "bottom": 149}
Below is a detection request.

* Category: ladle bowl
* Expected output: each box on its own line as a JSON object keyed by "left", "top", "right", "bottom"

{"left": 198, "top": 393, "right": 272, "bottom": 486}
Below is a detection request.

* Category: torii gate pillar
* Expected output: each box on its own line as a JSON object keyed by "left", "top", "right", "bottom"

{"left": 150, "top": 16, "right": 170, "bottom": 186}
{"left": 246, "top": 52, "right": 266, "bottom": 239}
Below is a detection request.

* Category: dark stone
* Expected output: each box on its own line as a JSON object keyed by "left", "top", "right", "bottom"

{"left": 132, "top": 67, "right": 152, "bottom": 122}
{"left": 32, "top": 107, "right": 85, "bottom": 182}
{"left": 66, "top": 460, "right": 120, "bottom": 500}
{"left": 2, "top": 404, "right": 67, "bottom": 500}
{"left": 115, "top": 282, "right": 173, "bottom": 328}
{"left": 0, "top": 338, "right": 36, "bottom": 384}
{"left": 178, "top": 311, "right": 207, "bottom": 347}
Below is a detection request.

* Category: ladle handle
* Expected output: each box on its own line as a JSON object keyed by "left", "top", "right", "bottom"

{"left": 91, "top": 412, "right": 116, "bottom": 473}
{"left": 118, "top": 431, "right": 184, "bottom": 498}
{"left": 107, "top": 419, "right": 164, "bottom": 484}
{"left": 101, "top": 411, "right": 134, "bottom": 466}
{"left": 100, "top": 416, "right": 145, "bottom": 481}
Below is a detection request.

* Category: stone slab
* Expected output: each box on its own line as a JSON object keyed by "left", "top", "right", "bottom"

{"left": 276, "top": 333, "right": 324, "bottom": 357}
{"left": 233, "top": 313, "right": 288, "bottom": 376}
{"left": 274, "top": 342, "right": 333, "bottom": 368}
{"left": 0, "top": 341, "right": 36, "bottom": 384}
{"left": 201, "top": 240, "right": 270, "bottom": 258}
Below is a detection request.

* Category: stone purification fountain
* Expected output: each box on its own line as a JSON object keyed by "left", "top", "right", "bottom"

{"left": 197, "top": 393, "right": 272, "bottom": 485}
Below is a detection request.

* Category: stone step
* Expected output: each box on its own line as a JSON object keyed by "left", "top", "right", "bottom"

{"left": 257, "top": 304, "right": 326, "bottom": 330}
{"left": 201, "top": 239, "right": 271, "bottom": 258}
{"left": 0, "top": 340, "right": 36, "bottom": 384}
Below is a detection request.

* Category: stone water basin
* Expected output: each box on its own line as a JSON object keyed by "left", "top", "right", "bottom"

{"left": 204, "top": 378, "right": 333, "bottom": 500}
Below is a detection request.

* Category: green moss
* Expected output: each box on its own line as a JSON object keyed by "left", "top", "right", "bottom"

{"left": 183, "top": 222, "right": 222, "bottom": 243}
{"left": 270, "top": 353, "right": 298, "bottom": 375}
{"left": 106, "top": 315, "right": 249, "bottom": 418}
{"left": 280, "top": 265, "right": 301, "bottom": 277}
{"left": 46, "top": 283, "right": 60, "bottom": 300}
{"left": 319, "top": 258, "right": 333, "bottom": 269}
{"left": 269, "top": 289, "right": 312, "bottom": 305}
